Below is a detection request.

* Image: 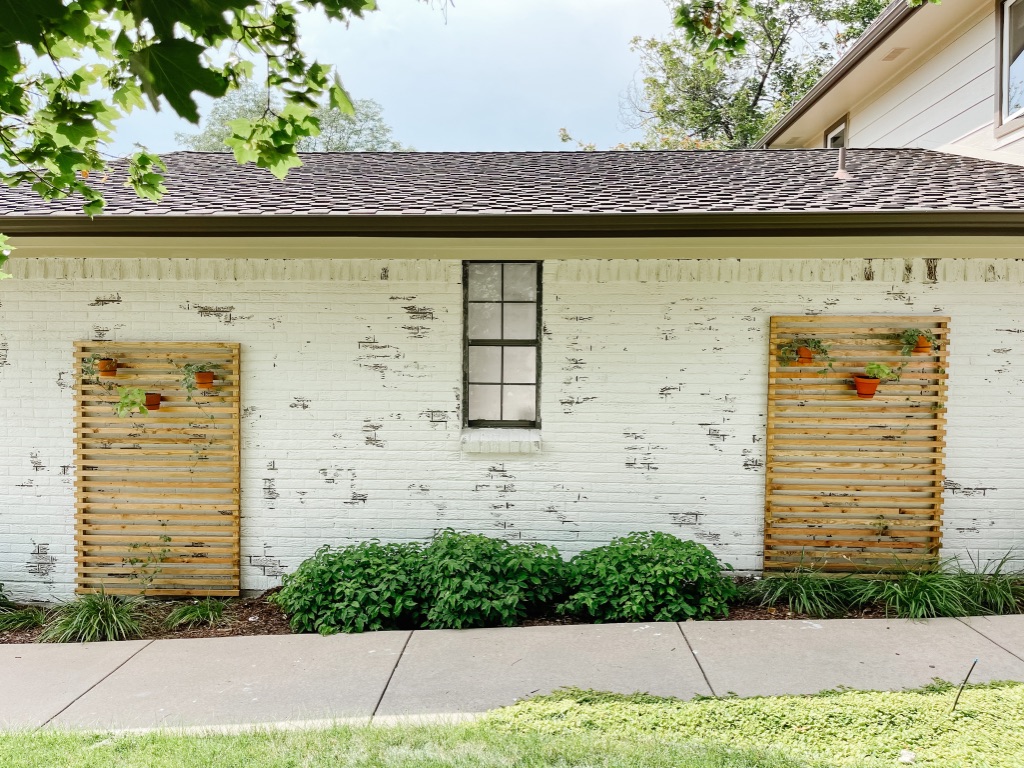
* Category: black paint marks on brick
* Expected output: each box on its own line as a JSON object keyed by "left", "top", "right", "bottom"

{"left": 560, "top": 395, "right": 597, "bottom": 414}
{"left": 289, "top": 397, "right": 311, "bottom": 410}
{"left": 56, "top": 371, "right": 73, "bottom": 389}
{"left": 27, "top": 542, "right": 56, "bottom": 578}
{"left": 669, "top": 512, "right": 700, "bottom": 526}
{"left": 363, "top": 420, "right": 384, "bottom": 448}
{"left": 925, "top": 258, "right": 939, "bottom": 282}
{"left": 403, "top": 305, "right": 435, "bottom": 321}
{"left": 89, "top": 293, "right": 122, "bottom": 306}
{"left": 863, "top": 261, "right": 875, "bottom": 281}
{"left": 403, "top": 325, "right": 430, "bottom": 339}
{"left": 29, "top": 452, "right": 45, "bottom": 472}
{"left": 420, "top": 409, "right": 449, "bottom": 424}
{"left": 944, "top": 479, "right": 996, "bottom": 498}
{"left": 380, "top": 267, "right": 389, "bottom": 280}
{"left": 743, "top": 457, "right": 764, "bottom": 470}
{"left": 249, "top": 545, "right": 285, "bottom": 578}
{"left": 262, "top": 478, "right": 280, "bottom": 502}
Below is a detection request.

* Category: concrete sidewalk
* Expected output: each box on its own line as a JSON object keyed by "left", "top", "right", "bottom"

{"left": 2, "top": 616, "right": 1023, "bottom": 732}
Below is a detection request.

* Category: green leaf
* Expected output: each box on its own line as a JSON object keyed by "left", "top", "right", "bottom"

{"left": 328, "top": 78, "right": 354, "bottom": 115}
{"left": 0, "top": 0, "right": 64, "bottom": 47}
{"left": 130, "top": 38, "right": 229, "bottom": 122}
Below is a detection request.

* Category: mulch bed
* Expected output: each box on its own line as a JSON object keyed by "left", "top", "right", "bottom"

{"left": 1, "top": 593, "right": 892, "bottom": 644}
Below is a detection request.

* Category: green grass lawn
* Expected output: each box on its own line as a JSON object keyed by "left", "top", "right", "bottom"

{"left": 2, "top": 682, "right": 1022, "bottom": 768}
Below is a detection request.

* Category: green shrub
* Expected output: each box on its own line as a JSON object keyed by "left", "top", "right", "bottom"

{"left": 164, "top": 598, "right": 226, "bottom": 629}
{"left": 38, "top": 591, "right": 142, "bottom": 643}
{"left": 418, "top": 530, "right": 569, "bottom": 629}
{"left": 272, "top": 540, "right": 423, "bottom": 634}
{"left": 0, "top": 606, "right": 47, "bottom": 631}
{"left": 747, "top": 569, "right": 855, "bottom": 618}
{"left": 0, "top": 582, "right": 11, "bottom": 609}
{"left": 561, "top": 532, "right": 737, "bottom": 622}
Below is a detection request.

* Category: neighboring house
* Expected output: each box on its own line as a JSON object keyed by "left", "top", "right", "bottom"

{"left": 759, "top": 0, "right": 1024, "bottom": 165}
{"left": 2, "top": 147, "right": 1024, "bottom": 601}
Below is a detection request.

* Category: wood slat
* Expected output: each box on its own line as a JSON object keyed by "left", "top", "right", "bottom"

{"left": 764, "top": 316, "right": 947, "bottom": 573}
{"left": 75, "top": 341, "right": 241, "bottom": 596}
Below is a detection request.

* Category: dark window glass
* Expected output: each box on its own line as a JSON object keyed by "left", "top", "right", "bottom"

{"left": 464, "top": 262, "right": 541, "bottom": 426}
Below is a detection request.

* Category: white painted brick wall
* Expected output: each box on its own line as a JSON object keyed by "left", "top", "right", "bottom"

{"left": 2, "top": 255, "right": 1023, "bottom": 601}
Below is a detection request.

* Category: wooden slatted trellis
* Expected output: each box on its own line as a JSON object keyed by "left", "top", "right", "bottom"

{"left": 75, "top": 342, "right": 241, "bottom": 595}
{"left": 764, "top": 316, "right": 948, "bottom": 572}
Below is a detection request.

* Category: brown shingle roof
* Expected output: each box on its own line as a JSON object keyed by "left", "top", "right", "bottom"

{"left": 2, "top": 149, "right": 1024, "bottom": 219}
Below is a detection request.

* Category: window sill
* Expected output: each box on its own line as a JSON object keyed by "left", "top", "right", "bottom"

{"left": 460, "top": 428, "right": 542, "bottom": 454}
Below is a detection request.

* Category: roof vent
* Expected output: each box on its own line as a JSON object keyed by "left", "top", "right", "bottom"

{"left": 881, "top": 47, "right": 908, "bottom": 61}
{"left": 834, "top": 147, "right": 853, "bottom": 181}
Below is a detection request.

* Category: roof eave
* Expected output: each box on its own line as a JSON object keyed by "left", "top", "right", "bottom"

{"left": 6, "top": 211, "right": 1024, "bottom": 238}
{"left": 754, "top": 0, "right": 921, "bottom": 149}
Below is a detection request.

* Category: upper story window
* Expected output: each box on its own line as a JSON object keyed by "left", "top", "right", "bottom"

{"left": 1002, "top": 0, "right": 1024, "bottom": 123}
{"left": 464, "top": 261, "right": 541, "bottom": 428}
{"left": 824, "top": 117, "right": 847, "bottom": 149}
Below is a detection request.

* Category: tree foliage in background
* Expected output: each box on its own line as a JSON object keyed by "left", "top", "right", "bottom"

{"left": 566, "top": 0, "right": 891, "bottom": 151}
{"left": 672, "top": 0, "right": 939, "bottom": 60}
{"left": 176, "top": 81, "right": 407, "bottom": 152}
{"left": 0, "top": 0, "right": 381, "bottom": 277}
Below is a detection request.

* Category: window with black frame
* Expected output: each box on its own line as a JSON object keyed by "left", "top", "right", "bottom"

{"left": 464, "top": 261, "right": 540, "bottom": 427}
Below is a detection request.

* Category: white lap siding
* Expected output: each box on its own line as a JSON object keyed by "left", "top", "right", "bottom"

{"left": 1, "top": 255, "right": 1023, "bottom": 600}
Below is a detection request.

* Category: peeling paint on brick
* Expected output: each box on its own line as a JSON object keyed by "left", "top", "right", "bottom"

{"left": 89, "top": 293, "right": 122, "bottom": 306}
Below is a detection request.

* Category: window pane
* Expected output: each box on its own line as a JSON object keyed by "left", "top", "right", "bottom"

{"left": 502, "top": 385, "right": 536, "bottom": 421}
{"left": 467, "top": 263, "right": 501, "bottom": 301}
{"left": 467, "top": 302, "right": 502, "bottom": 339}
{"left": 468, "top": 347, "right": 501, "bottom": 383}
{"left": 1009, "top": 1, "right": 1024, "bottom": 116}
{"left": 503, "top": 263, "right": 537, "bottom": 301}
{"left": 503, "top": 303, "right": 537, "bottom": 340}
{"left": 503, "top": 347, "right": 536, "bottom": 384}
{"left": 468, "top": 385, "right": 502, "bottom": 421}
{"left": 827, "top": 127, "right": 845, "bottom": 149}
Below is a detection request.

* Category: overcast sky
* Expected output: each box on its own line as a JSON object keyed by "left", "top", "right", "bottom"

{"left": 109, "top": 0, "right": 674, "bottom": 155}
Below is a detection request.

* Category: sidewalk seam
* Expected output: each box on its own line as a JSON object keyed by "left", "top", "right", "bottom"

{"left": 370, "top": 630, "right": 413, "bottom": 722}
{"left": 37, "top": 639, "right": 155, "bottom": 730}
{"left": 676, "top": 623, "right": 717, "bottom": 698}
{"left": 956, "top": 617, "right": 1024, "bottom": 664}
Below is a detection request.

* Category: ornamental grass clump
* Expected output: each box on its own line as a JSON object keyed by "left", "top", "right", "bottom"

{"left": 272, "top": 540, "right": 423, "bottom": 635}
{"left": 417, "top": 530, "right": 569, "bottom": 629}
{"left": 845, "top": 563, "right": 978, "bottom": 620}
{"left": 0, "top": 606, "right": 47, "bottom": 631}
{"left": 164, "top": 598, "right": 226, "bottom": 629}
{"left": 746, "top": 568, "right": 855, "bottom": 618}
{"left": 560, "top": 531, "right": 737, "bottom": 622}
{"left": 955, "top": 553, "right": 1024, "bottom": 615}
{"left": 37, "top": 591, "right": 142, "bottom": 643}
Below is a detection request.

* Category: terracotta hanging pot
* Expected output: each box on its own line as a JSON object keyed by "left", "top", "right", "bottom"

{"left": 853, "top": 375, "right": 881, "bottom": 399}
{"left": 195, "top": 371, "right": 215, "bottom": 388}
{"left": 97, "top": 358, "right": 117, "bottom": 377}
{"left": 144, "top": 392, "right": 162, "bottom": 411}
{"left": 796, "top": 346, "right": 814, "bottom": 365}
{"left": 912, "top": 336, "right": 932, "bottom": 354}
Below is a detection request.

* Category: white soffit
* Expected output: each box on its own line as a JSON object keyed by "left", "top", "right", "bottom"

{"left": 769, "top": 0, "right": 991, "bottom": 148}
